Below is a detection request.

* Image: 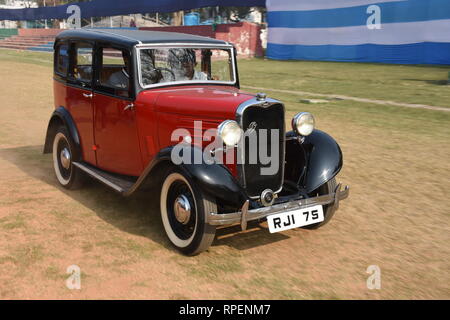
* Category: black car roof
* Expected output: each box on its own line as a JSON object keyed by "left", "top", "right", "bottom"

{"left": 55, "top": 29, "right": 230, "bottom": 47}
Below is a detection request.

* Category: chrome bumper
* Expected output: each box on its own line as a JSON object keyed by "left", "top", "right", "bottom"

{"left": 207, "top": 184, "right": 350, "bottom": 230}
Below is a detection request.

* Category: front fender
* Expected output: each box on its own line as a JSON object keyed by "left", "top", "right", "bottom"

{"left": 131, "top": 146, "right": 248, "bottom": 208}
{"left": 285, "top": 130, "right": 343, "bottom": 193}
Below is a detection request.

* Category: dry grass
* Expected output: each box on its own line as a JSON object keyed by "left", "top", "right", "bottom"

{"left": 0, "top": 51, "right": 449, "bottom": 299}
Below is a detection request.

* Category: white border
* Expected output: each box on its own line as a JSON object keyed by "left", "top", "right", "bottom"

{"left": 268, "top": 19, "right": 450, "bottom": 46}
{"left": 266, "top": 0, "right": 406, "bottom": 11}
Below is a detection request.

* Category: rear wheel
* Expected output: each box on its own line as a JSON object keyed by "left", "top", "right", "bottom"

{"left": 160, "top": 168, "right": 216, "bottom": 255}
{"left": 52, "top": 126, "right": 84, "bottom": 189}
{"left": 302, "top": 177, "right": 337, "bottom": 230}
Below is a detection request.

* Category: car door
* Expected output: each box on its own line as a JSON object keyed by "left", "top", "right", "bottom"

{"left": 92, "top": 46, "right": 143, "bottom": 176}
{"left": 66, "top": 41, "right": 96, "bottom": 165}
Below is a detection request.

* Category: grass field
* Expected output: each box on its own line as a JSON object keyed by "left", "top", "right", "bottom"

{"left": 239, "top": 58, "right": 450, "bottom": 108}
{"left": 0, "top": 49, "right": 449, "bottom": 299}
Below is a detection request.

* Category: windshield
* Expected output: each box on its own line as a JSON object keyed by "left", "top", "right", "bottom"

{"left": 138, "top": 47, "right": 235, "bottom": 87}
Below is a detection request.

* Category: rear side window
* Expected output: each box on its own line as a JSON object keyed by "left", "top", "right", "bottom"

{"left": 100, "top": 48, "right": 129, "bottom": 90}
{"left": 97, "top": 47, "right": 131, "bottom": 98}
{"left": 55, "top": 43, "right": 69, "bottom": 76}
{"left": 69, "top": 42, "right": 93, "bottom": 84}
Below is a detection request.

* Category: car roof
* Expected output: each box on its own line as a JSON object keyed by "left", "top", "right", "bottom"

{"left": 55, "top": 29, "right": 230, "bottom": 48}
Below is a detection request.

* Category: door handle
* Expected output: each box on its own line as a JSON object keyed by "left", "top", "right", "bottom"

{"left": 124, "top": 103, "right": 135, "bottom": 111}
{"left": 83, "top": 93, "right": 93, "bottom": 98}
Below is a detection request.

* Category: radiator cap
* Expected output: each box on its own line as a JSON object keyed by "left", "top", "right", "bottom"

{"left": 256, "top": 92, "right": 267, "bottom": 101}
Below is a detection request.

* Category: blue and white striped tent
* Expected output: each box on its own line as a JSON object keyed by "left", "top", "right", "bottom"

{"left": 266, "top": 0, "right": 450, "bottom": 64}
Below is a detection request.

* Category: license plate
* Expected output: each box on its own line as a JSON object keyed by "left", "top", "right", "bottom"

{"left": 267, "top": 205, "right": 324, "bottom": 233}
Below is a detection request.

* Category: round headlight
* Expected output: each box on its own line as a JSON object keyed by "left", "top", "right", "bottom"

{"left": 292, "top": 112, "right": 315, "bottom": 136}
{"left": 218, "top": 120, "right": 242, "bottom": 146}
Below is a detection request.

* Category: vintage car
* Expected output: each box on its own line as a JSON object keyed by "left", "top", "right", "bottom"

{"left": 44, "top": 29, "right": 349, "bottom": 255}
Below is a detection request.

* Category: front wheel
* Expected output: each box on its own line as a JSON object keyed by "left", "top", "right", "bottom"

{"left": 302, "top": 178, "right": 337, "bottom": 230}
{"left": 160, "top": 169, "right": 217, "bottom": 255}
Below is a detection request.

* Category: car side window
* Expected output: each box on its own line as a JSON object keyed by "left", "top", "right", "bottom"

{"left": 69, "top": 42, "right": 93, "bottom": 86}
{"left": 55, "top": 43, "right": 69, "bottom": 77}
{"left": 97, "top": 47, "right": 130, "bottom": 98}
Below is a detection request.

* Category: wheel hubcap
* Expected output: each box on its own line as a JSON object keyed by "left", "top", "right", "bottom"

{"left": 173, "top": 194, "right": 191, "bottom": 225}
{"left": 60, "top": 148, "right": 71, "bottom": 170}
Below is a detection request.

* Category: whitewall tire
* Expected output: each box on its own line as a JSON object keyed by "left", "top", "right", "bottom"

{"left": 160, "top": 169, "right": 216, "bottom": 255}
{"left": 52, "top": 126, "right": 84, "bottom": 189}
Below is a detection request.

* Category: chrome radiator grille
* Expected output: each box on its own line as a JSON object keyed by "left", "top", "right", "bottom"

{"left": 237, "top": 100, "right": 285, "bottom": 198}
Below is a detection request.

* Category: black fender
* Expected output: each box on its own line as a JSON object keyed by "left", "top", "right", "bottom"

{"left": 285, "top": 130, "right": 343, "bottom": 193}
{"left": 43, "top": 106, "right": 81, "bottom": 160}
{"left": 130, "top": 146, "right": 248, "bottom": 208}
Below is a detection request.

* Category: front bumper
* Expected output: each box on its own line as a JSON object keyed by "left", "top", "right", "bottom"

{"left": 208, "top": 183, "right": 350, "bottom": 230}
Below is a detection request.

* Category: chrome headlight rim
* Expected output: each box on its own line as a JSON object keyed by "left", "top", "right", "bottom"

{"left": 292, "top": 112, "right": 315, "bottom": 137}
{"left": 217, "top": 120, "right": 242, "bottom": 146}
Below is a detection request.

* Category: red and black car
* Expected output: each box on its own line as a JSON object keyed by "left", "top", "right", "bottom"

{"left": 44, "top": 29, "right": 349, "bottom": 255}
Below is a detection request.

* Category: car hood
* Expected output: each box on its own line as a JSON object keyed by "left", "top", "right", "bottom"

{"left": 140, "top": 85, "right": 254, "bottom": 120}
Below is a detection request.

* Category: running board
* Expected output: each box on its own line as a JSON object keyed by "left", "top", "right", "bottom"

{"left": 73, "top": 162, "right": 137, "bottom": 194}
